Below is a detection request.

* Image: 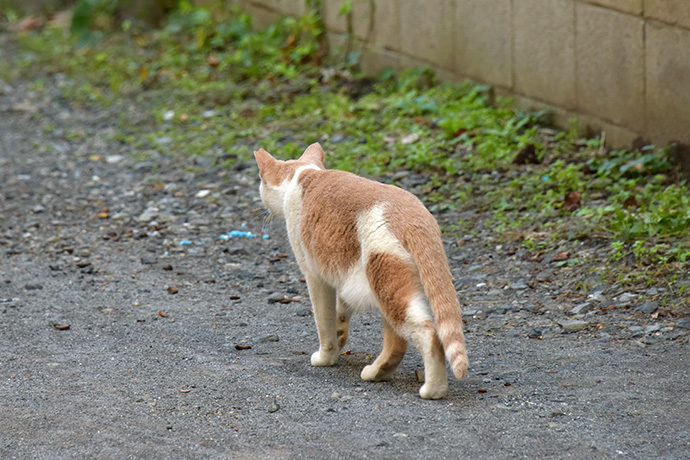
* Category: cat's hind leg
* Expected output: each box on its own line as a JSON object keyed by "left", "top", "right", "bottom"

{"left": 361, "top": 320, "right": 408, "bottom": 381}
{"left": 366, "top": 253, "right": 448, "bottom": 399}
{"left": 336, "top": 296, "right": 353, "bottom": 350}
{"left": 405, "top": 308, "right": 448, "bottom": 399}
{"left": 305, "top": 273, "right": 339, "bottom": 367}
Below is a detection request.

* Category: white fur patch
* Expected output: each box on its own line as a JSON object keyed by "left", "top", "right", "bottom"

{"left": 338, "top": 264, "right": 378, "bottom": 311}
{"left": 337, "top": 205, "right": 416, "bottom": 312}
{"left": 282, "top": 164, "right": 322, "bottom": 273}
{"left": 406, "top": 294, "right": 433, "bottom": 325}
{"left": 357, "top": 205, "right": 410, "bottom": 262}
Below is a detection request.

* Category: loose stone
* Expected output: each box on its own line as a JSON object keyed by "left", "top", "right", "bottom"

{"left": 267, "top": 292, "right": 285, "bottom": 303}
{"left": 557, "top": 319, "right": 589, "bottom": 333}
{"left": 256, "top": 333, "right": 279, "bottom": 343}
{"left": 636, "top": 301, "right": 658, "bottom": 314}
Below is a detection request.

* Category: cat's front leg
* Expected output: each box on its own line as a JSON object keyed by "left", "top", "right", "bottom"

{"left": 304, "top": 273, "right": 339, "bottom": 367}
{"left": 336, "top": 296, "right": 353, "bottom": 350}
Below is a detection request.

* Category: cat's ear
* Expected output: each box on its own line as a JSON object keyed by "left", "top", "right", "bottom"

{"left": 253, "top": 148, "right": 274, "bottom": 174}
{"left": 300, "top": 143, "right": 325, "bottom": 169}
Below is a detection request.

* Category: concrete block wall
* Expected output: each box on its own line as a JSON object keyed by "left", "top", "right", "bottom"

{"left": 240, "top": 0, "right": 690, "bottom": 150}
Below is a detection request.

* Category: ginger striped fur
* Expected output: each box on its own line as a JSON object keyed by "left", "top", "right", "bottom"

{"left": 254, "top": 143, "right": 468, "bottom": 399}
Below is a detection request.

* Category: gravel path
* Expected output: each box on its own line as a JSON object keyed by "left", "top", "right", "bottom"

{"left": 1, "top": 70, "right": 689, "bottom": 460}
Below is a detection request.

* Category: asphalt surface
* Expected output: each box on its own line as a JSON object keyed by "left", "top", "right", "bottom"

{"left": 1, "top": 67, "right": 690, "bottom": 460}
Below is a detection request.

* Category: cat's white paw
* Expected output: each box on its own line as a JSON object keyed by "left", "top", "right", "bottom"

{"left": 418, "top": 381, "right": 448, "bottom": 400}
{"left": 311, "top": 350, "right": 338, "bottom": 367}
{"left": 360, "top": 364, "right": 379, "bottom": 381}
{"left": 360, "top": 364, "right": 394, "bottom": 382}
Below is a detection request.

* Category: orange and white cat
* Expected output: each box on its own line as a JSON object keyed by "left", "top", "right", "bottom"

{"left": 254, "top": 143, "right": 467, "bottom": 399}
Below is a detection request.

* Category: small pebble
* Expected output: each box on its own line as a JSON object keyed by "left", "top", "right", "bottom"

{"left": 527, "top": 328, "right": 543, "bottom": 339}
{"left": 267, "top": 292, "right": 285, "bottom": 303}
{"left": 267, "top": 399, "right": 280, "bottom": 413}
{"left": 636, "top": 301, "right": 658, "bottom": 314}
{"left": 617, "top": 292, "right": 637, "bottom": 304}
{"left": 557, "top": 320, "right": 589, "bottom": 333}
{"left": 141, "top": 254, "right": 158, "bottom": 265}
{"left": 570, "top": 302, "right": 594, "bottom": 315}
{"left": 509, "top": 280, "right": 529, "bottom": 290}
{"left": 256, "top": 333, "right": 279, "bottom": 343}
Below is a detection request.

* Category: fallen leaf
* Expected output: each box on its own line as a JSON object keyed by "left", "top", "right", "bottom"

{"left": 528, "top": 251, "right": 544, "bottom": 261}
{"left": 97, "top": 206, "right": 109, "bottom": 219}
{"left": 235, "top": 343, "right": 252, "bottom": 350}
{"left": 180, "top": 389, "right": 191, "bottom": 393}
{"left": 156, "top": 311, "right": 169, "bottom": 318}
{"left": 53, "top": 324, "right": 70, "bottom": 330}
{"left": 623, "top": 195, "right": 638, "bottom": 208}
{"left": 552, "top": 251, "right": 570, "bottom": 262}
{"left": 562, "top": 191, "right": 581, "bottom": 212}
{"left": 477, "top": 388, "right": 487, "bottom": 394}
{"left": 340, "top": 350, "right": 352, "bottom": 356}
{"left": 207, "top": 55, "right": 220, "bottom": 67}
{"left": 167, "top": 286, "right": 179, "bottom": 295}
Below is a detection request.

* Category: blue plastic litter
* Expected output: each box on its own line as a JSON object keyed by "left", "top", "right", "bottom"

{"left": 180, "top": 240, "right": 193, "bottom": 245}
{"left": 219, "top": 229, "right": 269, "bottom": 240}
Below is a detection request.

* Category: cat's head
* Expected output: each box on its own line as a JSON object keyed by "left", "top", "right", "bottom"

{"left": 254, "top": 143, "right": 325, "bottom": 217}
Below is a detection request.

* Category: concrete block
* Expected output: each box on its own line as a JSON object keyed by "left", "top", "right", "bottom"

{"left": 359, "top": 0, "right": 399, "bottom": 50}
{"left": 645, "top": 0, "right": 690, "bottom": 30}
{"left": 240, "top": 1, "right": 282, "bottom": 30}
{"left": 399, "top": 0, "right": 454, "bottom": 69}
{"left": 360, "top": 47, "right": 401, "bottom": 75}
{"left": 453, "top": 0, "right": 512, "bottom": 87}
{"left": 324, "top": 0, "right": 399, "bottom": 51}
{"left": 323, "top": 0, "right": 349, "bottom": 33}
{"left": 253, "top": 0, "right": 306, "bottom": 17}
{"left": 576, "top": 3, "right": 645, "bottom": 129}
{"left": 514, "top": 0, "right": 577, "bottom": 108}
{"left": 645, "top": 22, "right": 690, "bottom": 146}
{"left": 578, "top": 0, "right": 642, "bottom": 15}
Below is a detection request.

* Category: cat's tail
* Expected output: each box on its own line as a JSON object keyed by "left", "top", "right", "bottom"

{"left": 407, "top": 222, "right": 468, "bottom": 380}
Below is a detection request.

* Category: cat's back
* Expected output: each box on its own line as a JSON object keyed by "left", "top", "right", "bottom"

{"left": 297, "top": 168, "right": 437, "bottom": 256}
{"left": 298, "top": 168, "right": 421, "bottom": 212}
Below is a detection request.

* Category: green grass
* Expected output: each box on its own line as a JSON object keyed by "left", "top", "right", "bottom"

{"left": 5, "top": 2, "right": 689, "bottom": 310}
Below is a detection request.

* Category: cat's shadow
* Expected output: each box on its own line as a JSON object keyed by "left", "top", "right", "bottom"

{"left": 307, "top": 348, "right": 471, "bottom": 403}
